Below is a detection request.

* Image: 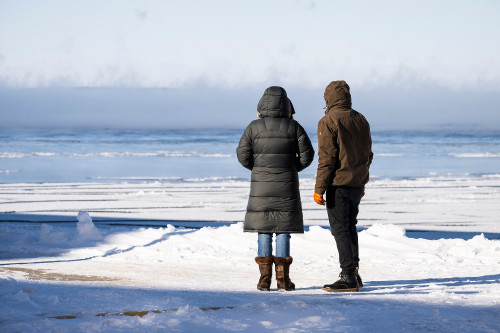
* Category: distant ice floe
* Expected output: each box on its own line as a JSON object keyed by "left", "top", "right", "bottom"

{"left": 375, "top": 153, "right": 404, "bottom": 157}
{"left": 90, "top": 176, "right": 246, "bottom": 182}
{"left": 0, "top": 170, "right": 20, "bottom": 174}
{"left": 450, "top": 152, "right": 500, "bottom": 158}
{"left": 0, "top": 151, "right": 231, "bottom": 158}
{"left": 0, "top": 152, "right": 57, "bottom": 158}
{"left": 69, "top": 151, "right": 231, "bottom": 158}
{"left": 482, "top": 174, "right": 500, "bottom": 178}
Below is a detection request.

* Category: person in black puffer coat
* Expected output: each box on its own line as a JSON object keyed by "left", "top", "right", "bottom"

{"left": 237, "top": 86, "right": 314, "bottom": 291}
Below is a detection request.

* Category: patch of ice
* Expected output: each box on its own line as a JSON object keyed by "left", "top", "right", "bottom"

{"left": 377, "top": 153, "right": 404, "bottom": 157}
{"left": 0, "top": 152, "right": 26, "bottom": 158}
{"left": 362, "top": 223, "right": 407, "bottom": 238}
{"left": 260, "top": 321, "right": 278, "bottom": 329}
{"left": 0, "top": 152, "right": 58, "bottom": 158}
{"left": 450, "top": 152, "right": 500, "bottom": 158}
{"left": 69, "top": 151, "right": 231, "bottom": 158}
{"left": 0, "top": 151, "right": 231, "bottom": 159}
{"left": 0, "top": 170, "right": 20, "bottom": 174}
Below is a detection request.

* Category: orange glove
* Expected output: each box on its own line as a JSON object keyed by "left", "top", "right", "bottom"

{"left": 314, "top": 193, "right": 325, "bottom": 205}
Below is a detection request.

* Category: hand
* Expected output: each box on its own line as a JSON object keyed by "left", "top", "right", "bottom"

{"left": 361, "top": 190, "right": 365, "bottom": 198}
{"left": 314, "top": 193, "right": 325, "bottom": 205}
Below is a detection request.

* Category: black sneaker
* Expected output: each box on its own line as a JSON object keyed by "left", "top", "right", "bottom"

{"left": 323, "top": 273, "right": 359, "bottom": 292}
{"left": 356, "top": 267, "right": 363, "bottom": 288}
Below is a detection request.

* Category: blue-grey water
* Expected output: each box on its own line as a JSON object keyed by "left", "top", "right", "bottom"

{"left": 1, "top": 128, "right": 499, "bottom": 183}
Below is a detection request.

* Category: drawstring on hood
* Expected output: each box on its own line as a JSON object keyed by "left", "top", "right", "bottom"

{"left": 324, "top": 80, "right": 352, "bottom": 111}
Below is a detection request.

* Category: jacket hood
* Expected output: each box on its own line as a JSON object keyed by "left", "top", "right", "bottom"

{"left": 324, "top": 80, "right": 352, "bottom": 110}
{"left": 257, "top": 86, "right": 292, "bottom": 118}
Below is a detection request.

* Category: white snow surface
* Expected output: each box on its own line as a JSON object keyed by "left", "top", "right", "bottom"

{"left": 0, "top": 175, "right": 499, "bottom": 332}
{"left": 76, "top": 211, "right": 102, "bottom": 241}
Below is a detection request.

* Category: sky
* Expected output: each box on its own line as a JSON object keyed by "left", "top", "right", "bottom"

{"left": 0, "top": 0, "right": 499, "bottom": 130}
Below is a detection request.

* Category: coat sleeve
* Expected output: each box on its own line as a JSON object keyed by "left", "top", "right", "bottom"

{"left": 236, "top": 124, "right": 254, "bottom": 170}
{"left": 296, "top": 123, "right": 315, "bottom": 172}
{"left": 314, "top": 117, "right": 338, "bottom": 195}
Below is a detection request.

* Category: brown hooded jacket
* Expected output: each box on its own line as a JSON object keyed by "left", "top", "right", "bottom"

{"left": 314, "top": 81, "right": 373, "bottom": 195}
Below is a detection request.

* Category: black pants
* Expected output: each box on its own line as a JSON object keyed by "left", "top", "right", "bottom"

{"left": 326, "top": 186, "right": 363, "bottom": 275}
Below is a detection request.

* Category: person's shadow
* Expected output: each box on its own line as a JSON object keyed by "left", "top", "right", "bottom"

{"left": 299, "top": 273, "right": 500, "bottom": 294}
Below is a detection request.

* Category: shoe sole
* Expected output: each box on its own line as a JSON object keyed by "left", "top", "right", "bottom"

{"left": 322, "top": 287, "right": 359, "bottom": 292}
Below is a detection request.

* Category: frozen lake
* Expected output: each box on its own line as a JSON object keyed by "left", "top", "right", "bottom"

{"left": 1, "top": 128, "right": 499, "bottom": 332}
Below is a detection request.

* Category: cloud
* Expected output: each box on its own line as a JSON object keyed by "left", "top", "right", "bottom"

{"left": 61, "top": 36, "right": 75, "bottom": 53}
{"left": 295, "top": 0, "right": 317, "bottom": 10}
{"left": 1, "top": 58, "right": 499, "bottom": 93}
{"left": 1, "top": 84, "right": 499, "bottom": 131}
{"left": 0, "top": 1, "right": 498, "bottom": 93}
{"left": 307, "top": 1, "right": 317, "bottom": 9}
{"left": 135, "top": 9, "right": 147, "bottom": 21}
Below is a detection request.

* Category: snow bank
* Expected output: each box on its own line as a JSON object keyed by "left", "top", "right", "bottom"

{"left": 1, "top": 221, "right": 499, "bottom": 332}
{"left": 1, "top": 222, "right": 499, "bottom": 332}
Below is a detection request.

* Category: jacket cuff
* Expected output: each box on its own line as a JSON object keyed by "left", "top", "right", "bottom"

{"left": 314, "top": 185, "right": 326, "bottom": 196}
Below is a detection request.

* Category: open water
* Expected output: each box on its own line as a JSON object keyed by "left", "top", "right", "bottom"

{"left": 1, "top": 128, "right": 499, "bottom": 183}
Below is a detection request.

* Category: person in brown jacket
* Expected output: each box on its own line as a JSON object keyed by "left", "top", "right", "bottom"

{"left": 313, "top": 80, "right": 373, "bottom": 292}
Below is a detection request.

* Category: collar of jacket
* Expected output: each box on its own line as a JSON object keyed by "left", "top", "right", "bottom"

{"left": 325, "top": 106, "right": 351, "bottom": 114}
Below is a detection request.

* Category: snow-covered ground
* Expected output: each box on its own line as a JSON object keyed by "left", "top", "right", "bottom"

{"left": 1, "top": 174, "right": 499, "bottom": 233}
{"left": 1, "top": 175, "right": 499, "bottom": 332}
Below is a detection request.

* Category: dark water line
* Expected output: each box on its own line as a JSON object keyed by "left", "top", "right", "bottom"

{"left": 353, "top": 226, "right": 500, "bottom": 241}
{"left": 2, "top": 219, "right": 499, "bottom": 240}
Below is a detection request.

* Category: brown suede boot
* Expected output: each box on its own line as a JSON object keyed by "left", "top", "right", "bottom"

{"left": 255, "top": 256, "right": 274, "bottom": 291}
{"left": 274, "top": 257, "right": 295, "bottom": 291}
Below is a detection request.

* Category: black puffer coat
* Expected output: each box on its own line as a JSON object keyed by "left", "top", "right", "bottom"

{"left": 237, "top": 86, "right": 315, "bottom": 233}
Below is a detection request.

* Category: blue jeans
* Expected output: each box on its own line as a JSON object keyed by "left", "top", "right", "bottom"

{"left": 257, "top": 233, "right": 291, "bottom": 258}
